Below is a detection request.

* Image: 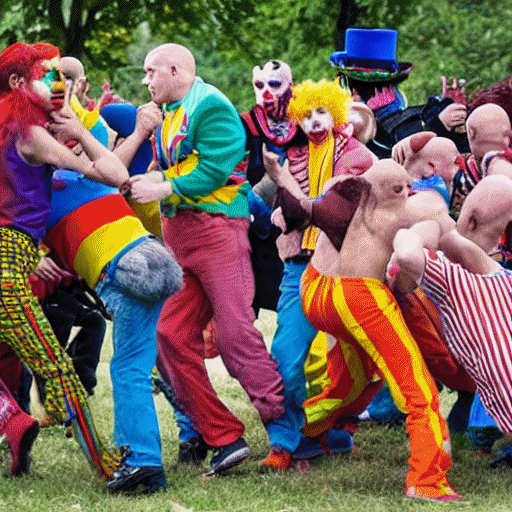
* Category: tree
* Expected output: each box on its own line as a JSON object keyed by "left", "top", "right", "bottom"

{"left": 0, "top": 0, "right": 256, "bottom": 69}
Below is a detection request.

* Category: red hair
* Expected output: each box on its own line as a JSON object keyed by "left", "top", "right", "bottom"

{"left": 0, "top": 42, "right": 61, "bottom": 141}
{"left": 468, "top": 76, "right": 512, "bottom": 122}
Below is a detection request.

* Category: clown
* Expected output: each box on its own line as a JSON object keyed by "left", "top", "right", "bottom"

{"left": 251, "top": 60, "right": 295, "bottom": 140}
{"left": 0, "top": 42, "right": 128, "bottom": 480}
{"left": 239, "top": 61, "right": 308, "bottom": 314}
{"left": 300, "top": 159, "right": 460, "bottom": 501}
{"left": 260, "top": 79, "right": 375, "bottom": 470}
{"left": 330, "top": 28, "right": 469, "bottom": 158}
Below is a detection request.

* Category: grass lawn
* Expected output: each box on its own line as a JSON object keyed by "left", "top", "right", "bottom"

{"left": 1, "top": 310, "right": 512, "bottom": 511}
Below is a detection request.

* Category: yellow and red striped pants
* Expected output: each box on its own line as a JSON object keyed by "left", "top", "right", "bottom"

{"left": 301, "top": 263, "right": 451, "bottom": 489}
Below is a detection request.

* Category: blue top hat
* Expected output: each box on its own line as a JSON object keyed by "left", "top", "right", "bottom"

{"left": 330, "top": 28, "right": 413, "bottom": 83}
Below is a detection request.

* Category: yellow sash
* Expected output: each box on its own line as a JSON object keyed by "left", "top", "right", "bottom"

{"left": 302, "top": 136, "right": 334, "bottom": 251}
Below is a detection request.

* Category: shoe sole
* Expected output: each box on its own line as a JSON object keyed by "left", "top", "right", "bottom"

{"left": 12, "top": 421, "right": 39, "bottom": 476}
{"left": 107, "top": 468, "right": 167, "bottom": 495}
{"left": 206, "top": 446, "right": 251, "bottom": 476}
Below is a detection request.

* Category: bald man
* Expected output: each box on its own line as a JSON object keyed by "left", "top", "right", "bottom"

{"left": 394, "top": 173, "right": 512, "bottom": 452}
{"left": 300, "top": 160, "right": 460, "bottom": 502}
{"left": 122, "top": 43, "right": 285, "bottom": 476}
{"left": 60, "top": 56, "right": 90, "bottom": 105}
{"left": 451, "top": 103, "right": 512, "bottom": 217}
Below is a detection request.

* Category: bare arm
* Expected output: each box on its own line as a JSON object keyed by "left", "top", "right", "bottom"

{"left": 112, "top": 102, "right": 161, "bottom": 168}
{"left": 20, "top": 114, "right": 129, "bottom": 187}
{"left": 391, "top": 220, "right": 440, "bottom": 293}
{"left": 439, "top": 229, "right": 502, "bottom": 274}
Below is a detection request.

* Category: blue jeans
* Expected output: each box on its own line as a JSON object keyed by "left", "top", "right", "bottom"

{"left": 266, "top": 261, "right": 318, "bottom": 452}
{"left": 96, "top": 276, "right": 164, "bottom": 467}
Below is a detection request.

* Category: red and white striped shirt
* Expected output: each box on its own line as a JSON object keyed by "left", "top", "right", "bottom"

{"left": 422, "top": 249, "right": 512, "bottom": 433}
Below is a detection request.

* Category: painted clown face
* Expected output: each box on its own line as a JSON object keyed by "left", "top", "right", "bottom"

{"left": 301, "top": 106, "right": 335, "bottom": 145}
{"left": 252, "top": 61, "right": 292, "bottom": 121}
{"left": 31, "top": 57, "right": 67, "bottom": 110}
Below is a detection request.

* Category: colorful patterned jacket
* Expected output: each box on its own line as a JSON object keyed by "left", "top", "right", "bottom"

{"left": 153, "top": 78, "right": 249, "bottom": 218}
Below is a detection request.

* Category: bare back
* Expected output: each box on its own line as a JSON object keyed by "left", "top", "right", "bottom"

{"left": 311, "top": 159, "right": 449, "bottom": 281}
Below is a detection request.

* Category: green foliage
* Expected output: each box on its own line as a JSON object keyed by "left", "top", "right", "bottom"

{"left": 2, "top": 0, "right": 512, "bottom": 114}
{"left": 1, "top": 313, "right": 512, "bottom": 511}
{"left": 397, "top": 0, "right": 512, "bottom": 106}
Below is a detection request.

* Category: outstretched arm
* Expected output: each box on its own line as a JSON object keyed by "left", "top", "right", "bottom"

{"left": 391, "top": 220, "right": 441, "bottom": 293}
{"left": 439, "top": 229, "right": 502, "bottom": 275}
{"left": 20, "top": 112, "right": 129, "bottom": 187}
{"left": 112, "top": 102, "right": 161, "bottom": 168}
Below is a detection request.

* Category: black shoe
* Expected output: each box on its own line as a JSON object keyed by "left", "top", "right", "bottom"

{"left": 178, "top": 436, "right": 209, "bottom": 464}
{"left": 490, "top": 442, "right": 512, "bottom": 469}
{"left": 107, "top": 464, "right": 167, "bottom": 495}
{"left": 209, "top": 437, "right": 250, "bottom": 475}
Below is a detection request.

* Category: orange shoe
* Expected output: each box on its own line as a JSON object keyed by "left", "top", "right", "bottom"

{"left": 260, "top": 446, "right": 292, "bottom": 470}
{"left": 405, "top": 481, "right": 462, "bottom": 502}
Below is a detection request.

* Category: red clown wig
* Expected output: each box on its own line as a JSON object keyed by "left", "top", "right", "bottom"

{"left": 468, "top": 76, "right": 512, "bottom": 123}
{"left": 0, "top": 42, "right": 61, "bottom": 142}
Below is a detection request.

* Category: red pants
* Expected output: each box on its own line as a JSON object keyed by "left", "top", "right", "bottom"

{"left": 400, "top": 289, "right": 476, "bottom": 393}
{"left": 301, "top": 264, "right": 451, "bottom": 490}
{"left": 156, "top": 211, "right": 284, "bottom": 447}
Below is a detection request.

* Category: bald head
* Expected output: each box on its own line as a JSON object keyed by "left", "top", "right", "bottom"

{"left": 143, "top": 44, "right": 196, "bottom": 105}
{"left": 363, "top": 159, "right": 412, "bottom": 204}
{"left": 467, "top": 104, "right": 512, "bottom": 163}
{"left": 457, "top": 174, "right": 512, "bottom": 253}
{"left": 405, "top": 136, "right": 459, "bottom": 185}
{"left": 147, "top": 44, "right": 196, "bottom": 76}
{"left": 60, "top": 56, "right": 85, "bottom": 81}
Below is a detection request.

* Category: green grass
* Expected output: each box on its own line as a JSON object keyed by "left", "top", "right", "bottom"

{"left": 1, "top": 310, "right": 512, "bottom": 511}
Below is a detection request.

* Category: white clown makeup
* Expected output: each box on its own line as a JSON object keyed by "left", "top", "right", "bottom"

{"left": 252, "top": 60, "right": 293, "bottom": 121}
{"left": 31, "top": 57, "right": 66, "bottom": 110}
{"left": 300, "top": 106, "right": 335, "bottom": 145}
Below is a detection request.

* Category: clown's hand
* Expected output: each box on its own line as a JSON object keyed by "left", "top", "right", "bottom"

{"left": 438, "top": 102, "right": 467, "bottom": 132}
{"left": 128, "top": 173, "right": 172, "bottom": 203}
{"left": 33, "top": 255, "right": 73, "bottom": 284}
{"left": 441, "top": 76, "right": 467, "bottom": 105}
{"left": 271, "top": 207, "right": 287, "bottom": 232}
{"left": 135, "top": 102, "right": 162, "bottom": 139}
{"left": 263, "top": 144, "right": 284, "bottom": 179}
{"left": 49, "top": 109, "right": 85, "bottom": 143}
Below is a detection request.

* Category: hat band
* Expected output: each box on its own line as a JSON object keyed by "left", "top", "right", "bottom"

{"left": 343, "top": 58, "right": 398, "bottom": 73}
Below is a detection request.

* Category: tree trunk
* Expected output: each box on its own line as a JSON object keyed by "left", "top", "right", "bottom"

{"left": 335, "top": 0, "right": 363, "bottom": 50}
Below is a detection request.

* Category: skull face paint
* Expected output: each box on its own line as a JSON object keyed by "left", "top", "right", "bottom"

{"left": 252, "top": 60, "right": 292, "bottom": 121}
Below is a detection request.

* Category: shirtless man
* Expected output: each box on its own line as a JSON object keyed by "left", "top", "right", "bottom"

{"left": 300, "top": 160, "right": 460, "bottom": 502}
{"left": 451, "top": 103, "right": 512, "bottom": 216}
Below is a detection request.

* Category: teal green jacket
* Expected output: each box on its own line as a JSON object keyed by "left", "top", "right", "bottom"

{"left": 154, "top": 78, "right": 249, "bottom": 218}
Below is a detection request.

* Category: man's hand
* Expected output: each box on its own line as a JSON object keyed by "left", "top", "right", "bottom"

{"left": 438, "top": 103, "right": 467, "bottom": 132}
{"left": 127, "top": 173, "right": 173, "bottom": 203}
{"left": 33, "top": 255, "right": 73, "bottom": 284}
{"left": 134, "top": 102, "right": 162, "bottom": 139}
{"left": 48, "top": 109, "right": 86, "bottom": 143}
{"left": 441, "top": 76, "right": 467, "bottom": 105}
